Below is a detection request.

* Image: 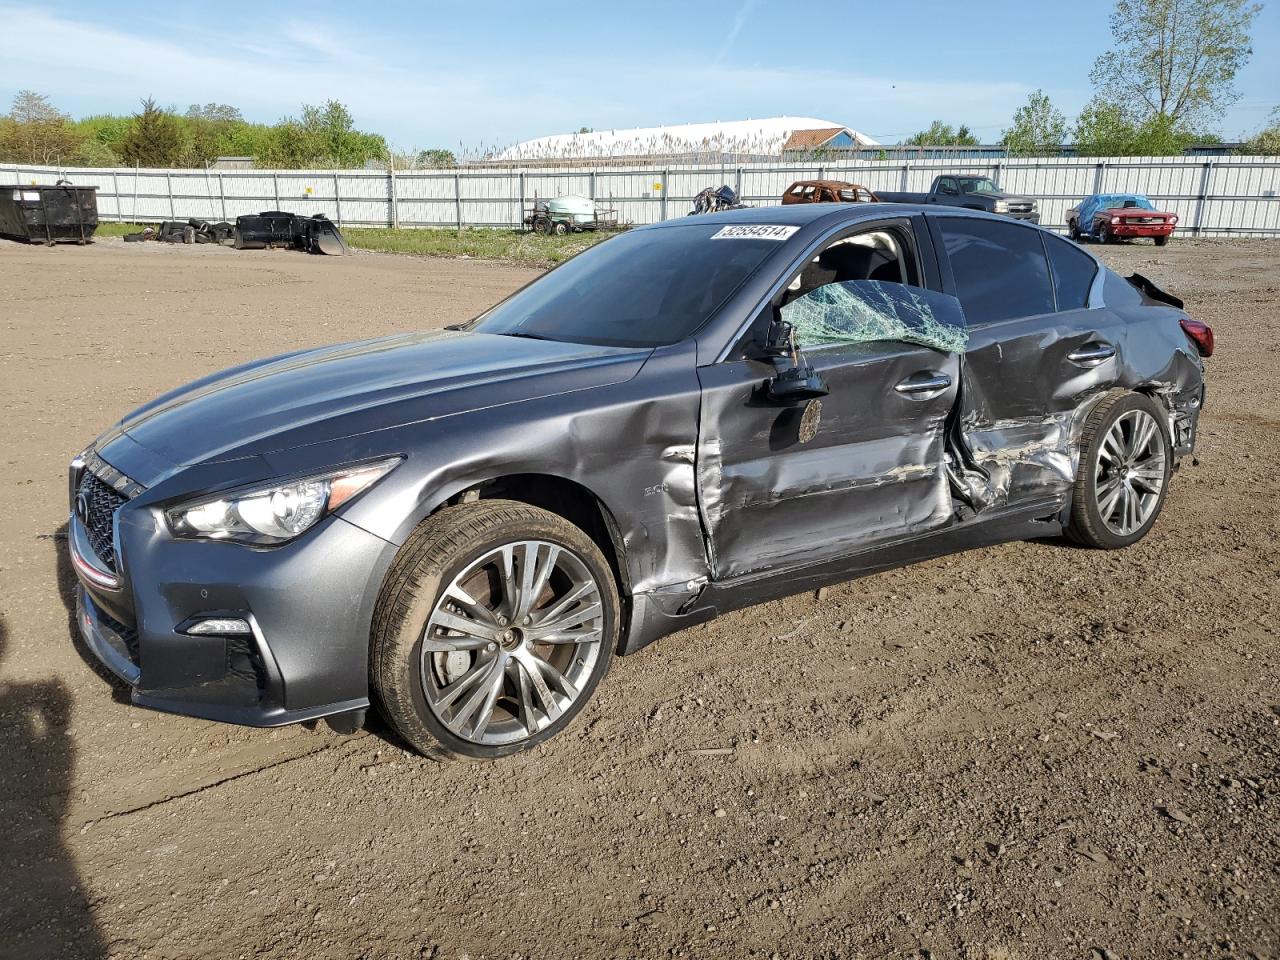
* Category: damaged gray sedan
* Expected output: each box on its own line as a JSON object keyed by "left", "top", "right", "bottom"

{"left": 69, "top": 204, "right": 1211, "bottom": 759}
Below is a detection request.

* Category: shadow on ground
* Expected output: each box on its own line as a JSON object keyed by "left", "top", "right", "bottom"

{"left": 0, "top": 610, "right": 107, "bottom": 959}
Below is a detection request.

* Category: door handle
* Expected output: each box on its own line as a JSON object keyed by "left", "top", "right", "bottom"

{"left": 1067, "top": 342, "right": 1116, "bottom": 366}
{"left": 894, "top": 371, "right": 952, "bottom": 398}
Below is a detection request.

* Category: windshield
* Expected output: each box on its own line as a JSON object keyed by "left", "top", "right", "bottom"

{"left": 958, "top": 177, "right": 999, "bottom": 194}
{"left": 1100, "top": 194, "right": 1155, "bottom": 210}
{"left": 471, "top": 223, "right": 787, "bottom": 347}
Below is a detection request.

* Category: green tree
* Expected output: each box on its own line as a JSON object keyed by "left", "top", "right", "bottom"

{"left": 1240, "top": 107, "right": 1280, "bottom": 155}
{"left": 1091, "top": 0, "right": 1261, "bottom": 130}
{"left": 415, "top": 148, "right": 457, "bottom": 168}
{"left": 121, "top": 97, "right": 182, "bottom": 167}
{"left": 1073, "top": 98, "right": 1204, "bottom": 155}
{"left": 0, "top": 90, "right": 81, "bottom": 164}
{"left": 175, "top": 104, "right": 245, "bottom": 166}
{"left": 1073, "top": 99, "right": 1136, "bottom": 155}
{"left": 69, "top": 138, "right": 120, "bottom": 167}
{"left": 72, "top": 114, "right": 132, "bottom": 157}
{"left": 901, "top": 121, "right": 980, "bottom": 146}
{"left": 1002, "top": 90, "right": 1068, "bottom": 155}
{"left": 185, "top": 103, "right": 243, "bottom": 123}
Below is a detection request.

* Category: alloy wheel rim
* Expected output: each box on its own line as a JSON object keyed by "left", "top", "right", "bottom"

{"left": 1094, "top": 409, "right": 1166, "bottom": 536}
{"left": 420, "top": 540, "right": 604, "bottom": 746}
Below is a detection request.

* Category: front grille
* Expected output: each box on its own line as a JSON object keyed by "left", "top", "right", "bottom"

{"left": 1007, "top": 202, "right": 1034, "bottom": 214}
{"left": 1126, "top": 216, "right": 1163, "bottom": 224}
{"left": 78, "top": 472, "right": 128, "bottom": 570}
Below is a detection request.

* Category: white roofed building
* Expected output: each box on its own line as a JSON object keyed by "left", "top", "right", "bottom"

{"left": 489, "top": 117, "right": 878, "bottom": 166}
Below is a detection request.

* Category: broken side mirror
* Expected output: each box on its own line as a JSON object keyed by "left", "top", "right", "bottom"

{"left": 766, "top": 355, "right": 829, "bottom": 403}
{"left": 760, "top": 319, "right": 828, "bottom": 403}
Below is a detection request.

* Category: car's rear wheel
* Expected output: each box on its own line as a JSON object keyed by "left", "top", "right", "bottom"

{"left": 1068, "top": 219, "right": 1081, "bottom": 242}
{"left": 1067, "top": 392, "right": 1172, "bottom": 549}
{"left": 371, "top": 500, "right": 617, "bottom": 759}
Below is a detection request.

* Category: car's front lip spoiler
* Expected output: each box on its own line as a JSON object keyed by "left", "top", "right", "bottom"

{"left": 76, "top": 585, "right": 141, "bottom": 685}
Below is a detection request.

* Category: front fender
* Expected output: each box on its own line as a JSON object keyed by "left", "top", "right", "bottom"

{"left": 335, "top": 343, "right": 711, "bottom": 598}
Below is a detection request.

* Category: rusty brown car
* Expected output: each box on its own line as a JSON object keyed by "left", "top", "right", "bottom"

{"left": 782, "top": 180, "right": 880, "bottom": 205}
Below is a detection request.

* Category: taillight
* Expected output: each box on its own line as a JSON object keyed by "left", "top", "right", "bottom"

{"left": 1180, "top": 318, "right": 1214, "bottom": 357}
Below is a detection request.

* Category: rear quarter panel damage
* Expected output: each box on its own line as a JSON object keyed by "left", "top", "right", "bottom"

{"left": 953, "top": 300, "right": 1203, "bottom": 512}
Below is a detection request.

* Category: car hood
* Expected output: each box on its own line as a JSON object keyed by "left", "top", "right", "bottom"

{"left": 97, "top": 329, "right": 649, "bottom": 472}
{"left": 970, "top": 191, "right": 1030, "bottom": 203}
{"left": 1102, "top": 206, "right": 1172, "bottom": 216}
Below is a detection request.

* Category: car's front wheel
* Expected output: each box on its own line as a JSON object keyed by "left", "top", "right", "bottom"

{"left": 1067, "top": 392, "right": 1172, "bottom": 549}
{"left": 371, "top": 500, "right": 617, "bottom": 759}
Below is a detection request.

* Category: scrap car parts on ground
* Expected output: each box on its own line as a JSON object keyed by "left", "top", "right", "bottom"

{"left": 0, "top": 180, "right": 98, "bottom": 244}
{"left": 690, "top": 184, "right": 747, "bottom": 215}
{"left": 124, "top": 211, "right": 347, "bottom": 255}
{"left": 125, "top": 219, "right": 234, "bottom": 245}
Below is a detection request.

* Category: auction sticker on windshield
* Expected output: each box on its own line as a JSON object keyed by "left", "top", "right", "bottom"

{"left": 710, "top": 225, "right": 800, "bottom": 240}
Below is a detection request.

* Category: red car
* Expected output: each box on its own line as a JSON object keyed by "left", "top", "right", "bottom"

{"left": 1067, "top": 193, "right": 1178, "bottom": 246}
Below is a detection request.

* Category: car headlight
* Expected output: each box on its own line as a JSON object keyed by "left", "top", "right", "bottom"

{"left": 165, "top": 457, "right": 401, "bottom": 544}
{"left": 993, "top": 200, "right": 1009, "bottom": 213}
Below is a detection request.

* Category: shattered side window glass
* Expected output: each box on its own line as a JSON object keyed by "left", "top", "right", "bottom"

{"left": 781, "top": 280, "right": 969, "bottom": 354}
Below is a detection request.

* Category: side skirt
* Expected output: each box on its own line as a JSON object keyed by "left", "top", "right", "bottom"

{"left": 619, "top": 502, "right": 1063, "bottom": 655}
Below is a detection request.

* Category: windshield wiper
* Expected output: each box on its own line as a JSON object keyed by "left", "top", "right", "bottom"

{"left": 498, "top": 331, "right": 559, "bottom": 342}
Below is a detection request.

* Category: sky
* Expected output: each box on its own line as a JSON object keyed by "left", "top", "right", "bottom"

{"left": 2, "top": 0, "right": 1277, "bottom": 150}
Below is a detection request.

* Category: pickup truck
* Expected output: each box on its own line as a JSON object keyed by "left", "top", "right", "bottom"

{"left": 879, "top": 174, "right": 1039, "bottom": 222}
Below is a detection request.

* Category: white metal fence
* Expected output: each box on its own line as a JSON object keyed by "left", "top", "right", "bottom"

{"left": 5, "top": 155, "right": 1279, "bottom": 236}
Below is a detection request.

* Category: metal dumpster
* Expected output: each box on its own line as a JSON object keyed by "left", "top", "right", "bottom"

{"left": 0, "top": 181, "right": 99, "bottom": 244}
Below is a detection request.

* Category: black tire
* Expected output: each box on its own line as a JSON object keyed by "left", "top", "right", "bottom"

{"left": 1067, "top": 392, "right": 1172, "bottom": 549}
{"left": 1068, "top": 219, "right": 1081, "bottom": 242}
{"left": 532, "top": 217, "right": 551, "bottom": 235}
{"left": 1154, "top": 234, "right": 1169, "bottom": 247}
{"left": 370, "top": 500, "right": 618, "bottom": 760}
{"left": 1101, "top": 224, "right": 1115, "bottom": 244}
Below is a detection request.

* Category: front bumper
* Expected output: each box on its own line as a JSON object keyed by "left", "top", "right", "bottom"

{"left": 1005, "top": 210, "right": 1040, "bottom": 223}
{"left": 70, "top": 503, "right": 397, "bottom": 727}
{"left": 1110, "top": 223, "right": 1175, "bottom": 238}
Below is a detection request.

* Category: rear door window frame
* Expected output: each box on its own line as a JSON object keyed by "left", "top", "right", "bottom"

{"left": 926, "top": 212, "right": 1059, "bottom": 328}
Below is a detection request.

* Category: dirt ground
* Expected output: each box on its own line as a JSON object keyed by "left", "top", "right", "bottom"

{"left": 0, "top": 236, "right": 1276, "bottom": 960}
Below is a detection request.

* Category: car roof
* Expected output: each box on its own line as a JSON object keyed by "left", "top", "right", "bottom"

{"left": 641, "top": 202, "right": 936, "bottom": 231}
{"left": 787, "top": 179, "right": 866, "bottom": 189}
